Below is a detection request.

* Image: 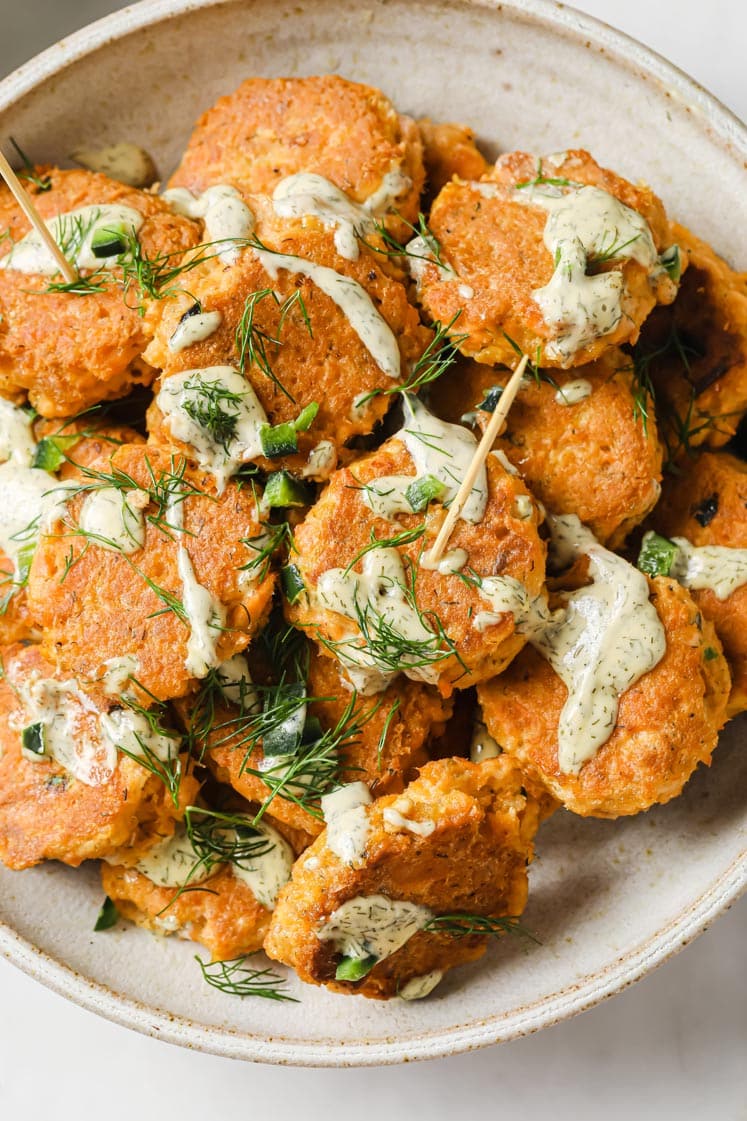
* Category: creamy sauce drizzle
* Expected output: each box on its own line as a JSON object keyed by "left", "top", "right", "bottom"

{"left": 398, "top": 970, "right": 443, "bottom": 1000}
{"left": 299, "top": 440, "right": 337, "bottom": 480}
{"left": 230, "top": 819, "right": 294, "bottom": 909}
{"left": 321, "top": 782, "right": 373, "bottom": 866}
{"left": 470, "top": 720, "right": 501, "bottom": 763}
{"left": 162, "top": 185, "right": 254, "bottom": 264}
{"left": 168, "top": 308, "right": 223, "bottom": 352}
{"left": 0, "top": 203, "right": 143, "bottom": 276}
{"left": 316, "top": 547, "right": 441, "bottom": 694}
{"left": 213, "top": 654, "right": 260, "bottom": 710}
{"left": 99, "top": 655, "right": 140, "bottom": 697}
{"left": 79, "top": 486, "right": 148, "bottom": 554}
{"left": 272, "top": 168, "right": 411, "bottom": 261}
{"left": 555, "top": 378, "right": 592, "bottom": 405}
{"left": 398, "top": 395, "right": 487, "bottom": 523}
{"left": 135, "top": 826, "right": 213, "bottom": 888}
{"left": 9, "top": 667, "right": 179, "bottom": 787}
{"left": 0, "top": 401, "right": 36, "bottom": 467}
{"left": 254, "top": 246, "right": 401, "bottom": 380}
{"left": 166, "top": 493, "right": 226, "bottom": 679}
{"left": 72, "top": 143, "right": 157, "bottom": 188}
{"left": 382, "top": 797, "right": 435, "bottom": 838}
{"left": 156, "top": 366, "right": 268, "bottom": 492}
{"left": 668, "top": 535, "right": 747, "bottom": 601}
{"left": 520, "top": 183, "right": 660, "bottom": 363}
{"left": 317, "top": 894, "right": 433, "bottom": 961}
{"left": 0, "top": 463, "right": 67, "bottom": 582}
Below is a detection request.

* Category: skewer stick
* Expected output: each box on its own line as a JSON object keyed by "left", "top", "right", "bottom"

{"left": 427, "top": 352, "right": 529, "bottom": 565}
{"left": 0, "top": 149, "right": 77, "bottom": 283}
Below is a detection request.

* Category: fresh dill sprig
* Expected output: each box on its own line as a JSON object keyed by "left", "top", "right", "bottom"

{"left": 344, "top": 524, "right": 426, "bottom": 576}
{"left": 8, "top": 137, "right": 51, "bottom": 192}
{"left": 113, "top": 690, "right": 184, "bottom": 807}
{"left": 196, "top": 955, "right": 298, "bottom": 1001}
{"left": 514, "top": 158, "right": 573, "bottom": 191}
{"left": 185, "top": 806, "right": 275, "bottom": 871}
{"left": 588, "top": 231, "right": 641, "bottom": 268}
{"left": 355, "top": 315, "right": 467, "bottom": 409}
{"left": 424, "top": 913, "right": 539, "bottom": 943}
{"left": 235, "top": 287, "right": 312, "bottom": 401}
{"left": 239, "top": 519, "right": 293, "bottom": 584}
{"left": 180, "top": 377, "right": 243, "bottom": 453}
{"left": 363, "top": 211, "right": 448, "bottom": 269}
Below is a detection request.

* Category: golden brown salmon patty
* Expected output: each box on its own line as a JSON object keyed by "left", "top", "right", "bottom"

{"left": 636, "top": 223, "right": 747, "bottom": 458}
{"left": 0, "top": 644, "right": 196, "bottom": 870}
{"left": 417, "top": 118, "right": 489, "bottom": 197}
{"left": 652, "top": 452, "right": 747, "bottom": 716}
{"left": 0, "top": 420, "right": 144, "bottom": 646}
{"left": 0, "top": 167, "right": 199, "bottom": 417}
{"left": 144, "top": 196, "right": 432, "bottom": 476}
{"left": 264, "top": 756, "right": 540, "bottom": 999}
{"left": 179, "top": 640, "right": 452, "bottom": 839}
{"left": 168, "top": 75, "right": 425, "bottom": 240}
{"left": 428, "top": 347, "right": 663, "bottom": 548}
{"left": 415, "top": 149, "right": 678, "bottom": 369}
{"left": 27, "top": 444, "right": 275, "bottom": 702}
{"left": 101, "top": 811, "right": 301, "bottom": 960}
{"left": 287, "top": 424, "right": 546, "bottom": 695}
{"left": 478, "top": 579, "right": 731, "bottom": 818}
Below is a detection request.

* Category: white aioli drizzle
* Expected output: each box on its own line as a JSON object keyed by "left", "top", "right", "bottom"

{"left": 470, "top": 720, "right": 501, "bottom": 763}
{"left": 156, "top": 366, "right": 268, "bottom": 493}
{"left": 229, "top": 820, "right": 294, "bottom": 909}
{"left": 135, "top": 826, "right": 212, "bottom": 888}
{"left": 476, "top": 514, "right": 666, "bottom": 773}
{"left": 255, "top": 245, "right": 401, "bottom": 380}
{"left": 162, "top": 185, "right": 254, "bottom": 264}
{"left": 78, "top": 486, "right": 148, "bottom": 554}
{"left": 316, "top": 547, "right": 441, "bottom": 694}
{"left": 398, "top": 970, "right": 443, "bottom": 1000}
{"left": 100, "top": 655, "right": 140, "bottom": 697}
{"left": 168, "top": 308, "right": 223, "bottom": 352}
{"left": 317, "top": 894, "right": 433, "bottom": 961}
{"left": 9, "top": 668, "right": 179, "bottom": 787}
{"left": 300, "top": 440, "right": 337, "bottom": 481}
{"left": 212, "top": 654, "right": 260, "bottom": 710}
{"left": 71, "top": 143, "right": 157, "bottom": 188}
{"left": 321, "top": 782, "right": 373, "bottom": 866}
{"left": 668, "top": 536, "right": 747, "bottom": 601}
{"left": 555, "top": 378, "right": 592, "bottom": 405}
{"left": 0, "top": 401, "right": 36, "bottom": 466}
{"left": 0, "top": 463, "right": 67, "bottom": 581}
{"left": 0, "top": 203, "right": 143, "bottom": 275}
{"left": 272, "top": 168, "right": 411, "bottom": 261}
{"left": 382, "top": 797, "right": 435, "bottom": 838}
{"left": 520, "top": 183, "right": 660, "bottom": 363}
{"left": 166, "top": 493, "right": 226, "bottom": 679}
{"left": 399, "top": 395, "right": 487, "bottom": 523}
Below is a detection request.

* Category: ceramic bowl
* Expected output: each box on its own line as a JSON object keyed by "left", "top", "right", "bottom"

{"left": 0, "top": 0, "right": 745, "bottom": 1067}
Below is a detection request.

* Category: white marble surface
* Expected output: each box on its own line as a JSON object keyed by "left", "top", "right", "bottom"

{"left": 0, "top": 0, "right": 745, "bottom": 1114}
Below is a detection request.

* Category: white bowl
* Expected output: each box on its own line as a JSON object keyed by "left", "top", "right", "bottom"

{"left": 0, "top": 0, "right": 745, "bottom": 1067}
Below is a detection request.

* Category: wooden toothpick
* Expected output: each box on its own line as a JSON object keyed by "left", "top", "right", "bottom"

{"left": 0, "top": 149, "right": 77, "bottom": 283}
{"left": 426, "top": 352, "right": 529, "bottom": 565}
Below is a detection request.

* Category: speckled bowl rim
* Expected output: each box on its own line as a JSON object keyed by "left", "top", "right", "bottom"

{"left": 0, "top": 0, "right": 745, "bottom": 1067}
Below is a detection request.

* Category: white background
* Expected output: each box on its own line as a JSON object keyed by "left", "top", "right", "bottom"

{"left": 0, "top": 1, "right": 745, "bottom": 1116}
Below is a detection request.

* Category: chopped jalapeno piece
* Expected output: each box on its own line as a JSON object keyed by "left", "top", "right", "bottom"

{"left": 21, "top": 722, "right": 46, "bottom": 756}
{"left": 281, "top": 563, "right": 306, "bottom": 604}
{"left": 405, "top": 474, "right": 447, "bottom": 513}
{"left": 262, "top": 681, "right": 306, "bottom": 756}
{"left": 91, "top": 224, "right": 127, "bottom": 258}
{"left": 260, "top": 423, "right": 299, "bottom": 458}
{"left": 335, "top": 954, "right": 378, "bottom": 982}
{"left": 294, "top": 402, "right": 319, "bottom": 432}
{"left": 637, "top": 531, "right": 679, "bottom": 578}
{"left": 264, "top": 471, "right": 311, "bottom": 508}
{"left": 93, "top": 896, "right": 120, "bottom": 932}
{"left": 32, "top": 433, "right": 80, "bottom": 472}
{"left": 660, "top": 244, "right": 682, "bottom": 283}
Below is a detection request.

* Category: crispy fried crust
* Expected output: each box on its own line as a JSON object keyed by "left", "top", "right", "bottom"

{"left": 0, "top": 168, "right": 199, "bottom": 416}
{"left": 307, "top": 647, "right": 452, "bottom": 793}
{"left": 428, "top": 348, "right": 663, "bottom": 548}
{"left": 100, "top": 863, "right": 272, "bottom": 960}
{"left": 144, "top": 196, "right": 431, "bottom": 470}
{"left": 0, "top": 644, "right": 196, "bottom": 870}
{"left": 638, "top": 223, "right": 747, "bottom": 458}
{"left": 168, "top": 75, "right": 425, "bottom": 239}
{"left": 27, "top": 444, "right": 275, "bottom": 702}
{"left": 417, "top": 118, "right": 489, "bottom": 196}
{"left": 653, "top": 451, "right": 747, "bottom": 715}
{"left": 478, "top": 578, "right": 731, "bottom": 817}
{"left": 264, "top": 756, "right": 539, "bottom": 998}
{"left": 288, "top": 440, "right": 547, "bottom": 693}
{"left": 417, "top": 150, "right": 676, "bottom": 369}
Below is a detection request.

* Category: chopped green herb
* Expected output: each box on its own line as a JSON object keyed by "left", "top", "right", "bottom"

{"left": 93, "top": 896, "right": 119, "bottom": 932}
{"left": 424, "top": 912, "right": 538, "bottom": 942}
{"left": 637, "top": 532, "right": 679, "bottom": 578}
{"left": 263, "top": 471, "right": 312, "bottom": 508}
{"left": 335, "top": 953, "right": 378, "bottom": 982}
{"left": 196, "top": 955, "right": 298, "bottom": 1001}
{"left": 21, "top": 723, "right": 46, "bottom": 756}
